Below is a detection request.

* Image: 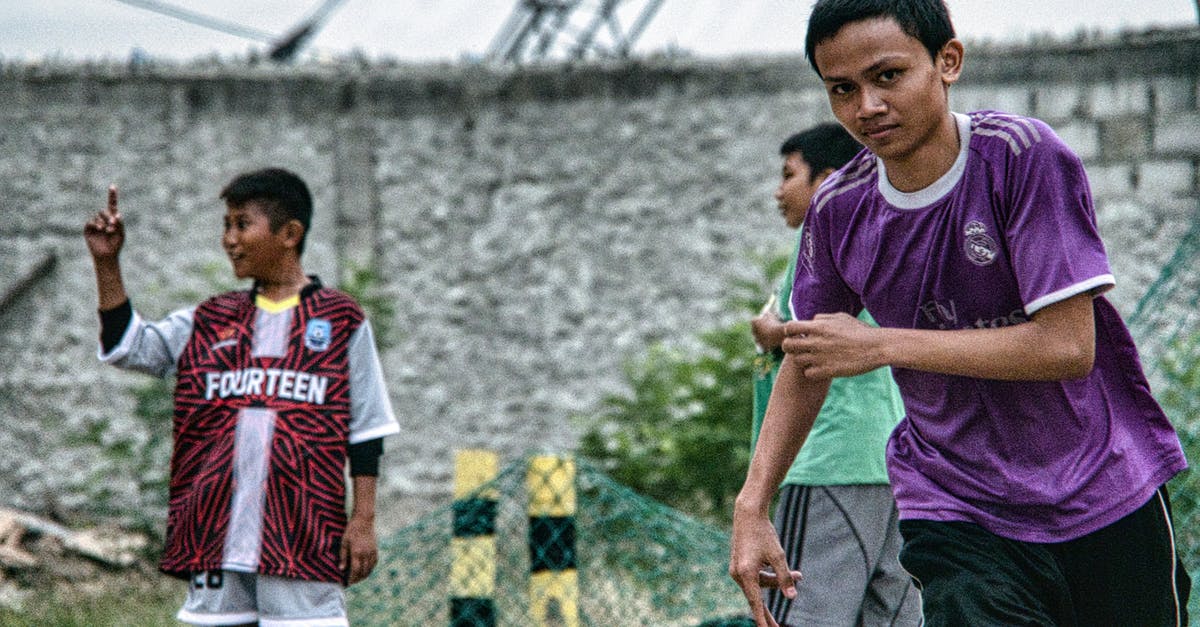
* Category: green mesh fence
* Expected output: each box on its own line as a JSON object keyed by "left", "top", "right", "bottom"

{"left": 1126, "top": 207, "right": 1200, "bottom": 619}
{"left": 349, "top": 455, "right": 749, "bottom": 626}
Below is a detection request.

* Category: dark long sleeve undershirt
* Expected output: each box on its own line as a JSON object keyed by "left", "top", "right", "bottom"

{"left": 348, "top": 438, "right": 383, "bottom": 476}
{"left": 98, "top": 298, "right": 133, "bottom": 353}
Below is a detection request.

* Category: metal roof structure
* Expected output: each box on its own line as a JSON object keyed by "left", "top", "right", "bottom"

{"left": 110, "top": 0, "right": 347, "bottom": 62}
{"left": 486, "top": 0, "right": 666, "bottom": 64}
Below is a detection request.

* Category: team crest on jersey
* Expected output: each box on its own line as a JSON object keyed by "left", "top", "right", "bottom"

{"left": 963, "top": 220, "right": 998, "bottom": 266}
{"left": 305, "top": 318, "right": 332, "bottom": 351}
{"left": 211, "top": 326, "right": 239, "bottom": 351}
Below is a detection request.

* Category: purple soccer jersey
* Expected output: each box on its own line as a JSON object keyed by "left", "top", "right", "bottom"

{"left": 792, "top": 111, "right": 1186, "bottom": 543}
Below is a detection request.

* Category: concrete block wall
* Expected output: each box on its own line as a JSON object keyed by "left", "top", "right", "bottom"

{"left": 0, "top": 27, "right": 1197, "bottom": 529}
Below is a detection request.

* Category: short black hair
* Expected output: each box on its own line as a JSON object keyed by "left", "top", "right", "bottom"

{"left": 219, "top": 167, "right": 313, "bottom": 255}
{"left": 804, "top": 0, "right": 956, "bottom": 77}
{"left": 780, "top": 123, "right": 863, "bottom": 182}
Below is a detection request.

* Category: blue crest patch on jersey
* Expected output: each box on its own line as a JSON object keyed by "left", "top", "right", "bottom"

{"left": 305, "top": 318, "right": 332, "bottom": 351}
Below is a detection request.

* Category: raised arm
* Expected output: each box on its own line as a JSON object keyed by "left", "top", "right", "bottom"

{"left": 84, "top": 185, "right": 129, "bottom": 311}
{"left": 729, "top": 356, "right": 831, "bottom": 627}
{"left": 783, "top": 291, "right": 1096, "bottom": 382}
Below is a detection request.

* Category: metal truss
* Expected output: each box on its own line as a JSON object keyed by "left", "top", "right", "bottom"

{"left": 486, "top": 0, "right": 666, "bottom": 64}
{"left": 110, "top": 0, "right": 346, "bottom": 62}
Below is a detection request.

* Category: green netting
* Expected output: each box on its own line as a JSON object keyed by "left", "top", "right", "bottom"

{"left": 349, "top": 455, "right": 748, "bottom": 626}
{"left": 1126, "top": 207, "right": 1200, "bottom": 620}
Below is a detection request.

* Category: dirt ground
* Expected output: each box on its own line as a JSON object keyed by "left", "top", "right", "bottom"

{"left": 0, "top": 493, "right": 439, "bottom": 624}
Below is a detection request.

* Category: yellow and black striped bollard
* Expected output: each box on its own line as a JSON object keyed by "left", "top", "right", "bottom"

{"left": 527, "top": 454, "right": 579, "bottom": 627}
{"left": 450, "top": 449, "right": 499, "bottom": 626}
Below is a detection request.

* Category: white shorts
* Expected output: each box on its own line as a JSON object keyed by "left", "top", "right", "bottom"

{"left": 177, "top": 570, "right": 348, "bottom": 627}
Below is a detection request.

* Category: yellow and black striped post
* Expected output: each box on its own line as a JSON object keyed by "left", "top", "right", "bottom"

{"left": 450, "top": 449, "right": 499, "bottom": 626}
{"left": 526, "top": 454, "right": 579, "bottom": 627}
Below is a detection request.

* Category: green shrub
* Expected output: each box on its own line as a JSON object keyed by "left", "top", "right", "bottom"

{"left": 577, "top": 323, "right": 756, "bottom": 525}
{"left": 576, "top": 251, "right": 789, "bottom": 525}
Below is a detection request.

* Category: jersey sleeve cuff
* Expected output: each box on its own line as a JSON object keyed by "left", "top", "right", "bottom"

{"left": 349, "top": 421, "right": 401, "bottom": 444}
{"left": 1025, "top": 274, "right": 1115, "bottom": 316}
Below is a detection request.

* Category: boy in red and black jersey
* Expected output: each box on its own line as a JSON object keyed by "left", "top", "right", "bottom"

{"left": 86, "top": 168, "right": 400, "bottom": 627}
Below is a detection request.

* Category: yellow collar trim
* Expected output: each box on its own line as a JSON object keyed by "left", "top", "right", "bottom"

{"left": 255, "top": 293, "right": 300, "bottom": 313}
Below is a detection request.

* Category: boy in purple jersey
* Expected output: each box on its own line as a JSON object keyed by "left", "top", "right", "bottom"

{"left": 728, "top": 1, "right": 1191, "bottom": 626}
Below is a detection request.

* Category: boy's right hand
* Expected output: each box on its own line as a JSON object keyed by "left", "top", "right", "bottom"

{"left": 729, "top": 507, "right": 802, "bottom": 627}
{"left": 84, "top": 185, "right": 125, "bottom": 259}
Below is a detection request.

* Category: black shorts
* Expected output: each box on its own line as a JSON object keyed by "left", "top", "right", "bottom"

{"left": 898, "top": 485, "right": 1190, "bottom": 626}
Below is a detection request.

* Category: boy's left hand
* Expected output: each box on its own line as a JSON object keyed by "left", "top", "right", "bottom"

{"left": 340, "top": 515, "right": 378, "bottom": 584}
{"left": 751, "top": 311, "right": 785, "bottom": 352}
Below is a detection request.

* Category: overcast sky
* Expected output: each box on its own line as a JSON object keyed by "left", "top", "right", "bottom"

{"left": 1, "top": 0, "right": 1196, "bottom": 64}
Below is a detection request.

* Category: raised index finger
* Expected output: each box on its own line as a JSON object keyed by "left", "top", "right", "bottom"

{"left": 107, "top": 185, "right": 119, "bottom": 217}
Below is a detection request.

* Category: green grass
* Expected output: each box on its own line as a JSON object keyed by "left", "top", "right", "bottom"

{"left": 0, "top": 573, "right": 182, "bottom": 627}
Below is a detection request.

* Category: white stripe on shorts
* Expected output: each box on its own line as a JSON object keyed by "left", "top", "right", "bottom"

{"left": 176, "top": 608, "right": 258, "bottom": 626}
{"left": 259, "top": 617, "right": 349, "bottom": 627}
{"left": 1155, "top": 489, "right": 1183, "bottom": 627}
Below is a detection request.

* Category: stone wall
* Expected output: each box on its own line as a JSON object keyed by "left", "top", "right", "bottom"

{"left": 1, "top": 27, "right": 1197, "bottom": 530}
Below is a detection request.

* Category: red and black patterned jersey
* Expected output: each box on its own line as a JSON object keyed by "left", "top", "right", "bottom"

{"left": 163, "top": 284, "right": 364, "bottom": 583}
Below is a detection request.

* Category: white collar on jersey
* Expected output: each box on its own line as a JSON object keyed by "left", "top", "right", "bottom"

{"left": 876, "top": 111, "right": 972, "bottom": 210}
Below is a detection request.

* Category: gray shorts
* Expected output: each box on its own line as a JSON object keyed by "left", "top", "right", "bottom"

{"left": 765, "top": 484, "right": 922, "bottom": 626}
{"left": 177, "top": 570, "right": 348, "bottom": 627}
